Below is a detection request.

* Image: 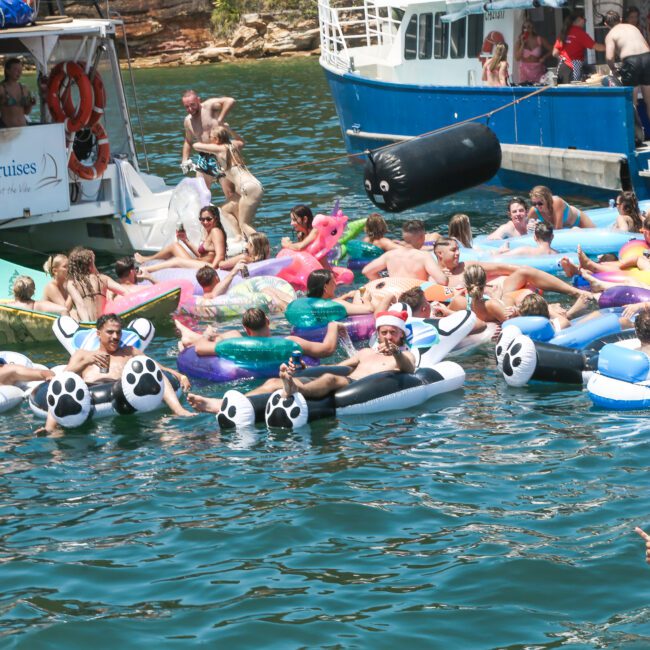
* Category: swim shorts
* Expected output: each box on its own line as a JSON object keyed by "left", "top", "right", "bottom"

{"left": 620, "top": 52, "right": 650, "bottom": 86}
{"left": 194, "top": 152, "right": 225, "bottom": 179}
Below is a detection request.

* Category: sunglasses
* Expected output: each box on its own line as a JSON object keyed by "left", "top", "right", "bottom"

{"left": 199, "top": 216, "right": 214, "bottom": 223}
{"left": 531, "top": 201, "right": 545, "bottom": 207}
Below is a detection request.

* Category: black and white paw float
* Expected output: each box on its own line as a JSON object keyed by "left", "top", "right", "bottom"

{"left": 495, "top": 325, "right": 522, "bottom": 371}
{"left": 217, "top": 390, "right": 256, "bottom": 429}
{"left": 46, "top": 371, "right": 92, "bottom": 427}
{"left": 500, "top": 334, "right": 538, "bottom": 387}
{"left": 265, "top": 389, "right": 309, "bottom": 429}
{"left": 112, "top": 356, "right": 165, "bottom": 414}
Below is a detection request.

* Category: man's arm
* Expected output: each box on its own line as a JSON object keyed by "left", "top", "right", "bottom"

{"left": 205, "top": 96, "right": 236, "bottom": 125}
{"left": 65, "top": 350, "right": 96, "bottom": 375}
{"left": 287, "top": 322, "right": 343, "bottom": 359}
{"left": 362, "top": 252, "right": 389, "bottom": 280}
{"left": 424, "top": 255, "right": 448, "bottom": 285}
{"left": 605, "top": 33, "right": 617, "bottom": 74}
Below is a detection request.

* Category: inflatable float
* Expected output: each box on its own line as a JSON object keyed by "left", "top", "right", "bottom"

{"left": 215, "top": 309, "right": 475, "bottom": 430}
{"left": 495, "top": 315, "right": 636, "bottom": 387}
{"left": 0, "top": 351, "right": 49, "bottom": 413}
{"left": 346, "top": 240, "right": 383, "bottom": 271}
{"left": 29, "top": 317, "right": 180, "bottom": 426}
{"left": 587, "top": 342, "right": 650, "bottom": 409}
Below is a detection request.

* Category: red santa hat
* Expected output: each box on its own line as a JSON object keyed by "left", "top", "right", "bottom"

{"left": 375, "top": 310, "right": 408, "bottom": 333}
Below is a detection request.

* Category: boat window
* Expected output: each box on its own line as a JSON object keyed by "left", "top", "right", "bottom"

{"left": 404, "top": 14, "right": 418, "bottom": 60}
{"left": 467, "top": 14, "right": 484, "bottom": 57}
{"left": 450, "top": 17, "right": 466, "bottom": 58}
{"left": 418, "top": 13, "right": 433, "bottom": 59}
{"left": 434, "top": 12, "right": 449, "bottom": 59}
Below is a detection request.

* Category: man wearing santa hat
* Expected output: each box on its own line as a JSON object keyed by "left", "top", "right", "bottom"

{"left": 279, "top": 310, "right": 416, "bottom": 400}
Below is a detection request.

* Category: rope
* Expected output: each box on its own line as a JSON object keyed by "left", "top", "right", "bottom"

{"left": 257, "top": 84, "right": 553, "bottom": 174}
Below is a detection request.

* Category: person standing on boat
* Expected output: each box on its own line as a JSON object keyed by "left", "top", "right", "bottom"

{"left": 553, "top": 12, "right": 605, "bottom": 84}
{"left": 515, "top": 20, "right": 553, "bottom": 84}
{"left": 604, "top": 11, "right": 650, "bottom": 123}
{"left": 0, "top": 58, "right": 36, "bottom": 127}
{"left": 180, "top": 89, "right": 237, "bottom": 200}
{"left": 482, "top": 43, "right": 510, "bottom": 86}
{"left": 527, "top": 185, "right": 595, "bottom": 229}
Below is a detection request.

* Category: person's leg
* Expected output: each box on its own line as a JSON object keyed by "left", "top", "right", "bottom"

{"left": 503, "top": 267, "right": 588, "bottom": 298}
{"left": 188, "top": 393, "right": 222, "bottom": 413}
{"left": 162, "top": 374, "right": 194, "bottom": 416}
{"left": 237, "top": 182, "right": 263, "bottom": 231}
{"left": 282, "top": 370, "right": 349, "bottom": 399}
{"left": 142, "top": 256, "right": 206, "bottom": 273}
{"left": 220, "top": 199, "right": 244, "bottom": 241}
{"left": 219, "top": 177, "right": 237, "bottom": 203}
{"left": 247, "top": 377, "right": 283, "bottom": 395}
{"left": 135, "top": 242, "right": 189, "bottom": 263}
{"left": 198, "top": 171, "right": 214, "bottom": 193}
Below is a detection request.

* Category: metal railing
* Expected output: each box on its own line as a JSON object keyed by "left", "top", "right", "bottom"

{"left": 318, "top": 0, "right": 401, "bottom": 70}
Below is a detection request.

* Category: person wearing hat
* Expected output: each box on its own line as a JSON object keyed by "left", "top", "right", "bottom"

{"left": 188, "top": 311, "right": 416, "bottom": 414}
{"left": 279, "top": 310, "right": 415, "bottom": 401}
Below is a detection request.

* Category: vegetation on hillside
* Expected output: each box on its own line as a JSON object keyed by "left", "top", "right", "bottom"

{"left": 211, "top": 0, "right": 318, "bottom": 36}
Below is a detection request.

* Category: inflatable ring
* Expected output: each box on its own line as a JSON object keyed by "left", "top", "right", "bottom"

{"left": 47, "top": 61, "right": 93, "bottom": 133}
{"left": 479, "top": 30, "right": 505, "bottom": 64}
{"left": 68, "top": 121, "right": 110, "bottom": 180}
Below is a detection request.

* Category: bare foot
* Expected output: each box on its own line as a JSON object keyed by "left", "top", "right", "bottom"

{"left": 173, "top": 318, "right": 201, "bottom": 348}
{"left": 134, "top": 252, "right": 147, "bottom": 264}
{"left": 579, "top": 270, "right": 606, "bottom": 295}
{"left": 187, "top": 392, "right": 222, "bottom": 413}
{"left": 173, "top": 406, "right": 197, "bottom": 417}
{"left": 280, "top": 364, "right": 298, "bottom": 398}
{"left": 560, "top": 256, "right": 580, "bottom": 278}
{"left": 577, "top": 245, "right": 596, "bottom": 272}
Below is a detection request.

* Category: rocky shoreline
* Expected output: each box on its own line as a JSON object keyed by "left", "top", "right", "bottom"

{"left": 63, "top": 2, "right": 320, "bottom": 68}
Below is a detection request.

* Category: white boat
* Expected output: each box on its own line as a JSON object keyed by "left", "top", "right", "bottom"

{"left": 0, "top": 12, "right": 180, "bottom": 255}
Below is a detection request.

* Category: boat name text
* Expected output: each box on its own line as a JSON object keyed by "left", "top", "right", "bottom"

{"left": 485, "top": 10, "right": 505, "bottom": 20}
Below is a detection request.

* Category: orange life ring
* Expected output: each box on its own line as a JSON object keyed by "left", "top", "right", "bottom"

{"left": 68, "top": 121, "right": 110, "bottom": 180}
{"left": 47, "top": 61, "right": 93, "bottom": 132}
{"left": 478, "top": 31, "right": 505, "bottom": 64}
{"left": 61, "top": 68, "right": 106, "bottom": 127}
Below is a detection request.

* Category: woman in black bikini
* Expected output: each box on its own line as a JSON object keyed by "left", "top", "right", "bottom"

{"left": 66, "top": 247, "right": 125, "bottom": 322}
{"left": 136, "top": 205, "right": 227, "bottom": 272}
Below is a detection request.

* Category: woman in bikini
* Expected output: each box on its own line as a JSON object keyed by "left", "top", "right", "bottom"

{"left": 528, "top": 185, "right": 595, "bottom": 229}
{"left": 482, "top": 43, "right": 510, "bottom": 87}
{"left": 613, "top": 191, "right": 644, "bottom": 232}
{"left": 8, "top": 275, "right": 68, "bottom": 314}
{"left": 135, "top": 206, "right": 227, "bottom": 272}
{"left": 363, "top": 213, "right": 402, "bottom": 252}
{"left": 515, "top": 20, "right": 553, "bottom": 84}
{"left": 0, "top": 58, "right": 35, "bottom": 128}
{"left": 42, "top": 253, "right": 73, "bottom": 313}
{"left": 66, "top": 247, "right": 125, "bottom": 322}
{"left": 193, "top": 126, "right": 263, "bottom": 239}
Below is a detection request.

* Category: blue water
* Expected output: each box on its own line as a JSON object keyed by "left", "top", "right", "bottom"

{"left": 2, "top": 58, "right": 650, "bottom": 648}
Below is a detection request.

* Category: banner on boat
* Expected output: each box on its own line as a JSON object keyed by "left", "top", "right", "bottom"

{"left": 0, "top": 123, "right": 69, "bottom": 219}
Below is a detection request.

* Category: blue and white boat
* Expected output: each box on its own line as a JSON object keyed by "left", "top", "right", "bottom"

{"left": 318, "top": 0, "right": 650, "bottom": 200}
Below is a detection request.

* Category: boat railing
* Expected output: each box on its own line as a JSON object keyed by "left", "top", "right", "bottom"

{"left": 318, "top": 0, "right": 400, "bottom": 71}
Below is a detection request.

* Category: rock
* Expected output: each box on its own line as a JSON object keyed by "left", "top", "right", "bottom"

{"left": 230, "top": 25, "right": 260, "bottom": 49}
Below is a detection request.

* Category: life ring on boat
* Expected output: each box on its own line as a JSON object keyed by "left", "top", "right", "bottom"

{"left": 47, "top": 61, "right": 94, "bottom": 132}
{"left": 478, "top": 31, "right": 505, "bottom": 64}
{"left": 68, "top": 121, "right": 110, "bottom": 180}
{"left": 61, "top": 69, "right": 106, "bottom": 127}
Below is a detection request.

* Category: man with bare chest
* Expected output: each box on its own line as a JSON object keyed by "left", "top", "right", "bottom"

{"left": 180, "top": 89, "right": 237, "bottom": 201}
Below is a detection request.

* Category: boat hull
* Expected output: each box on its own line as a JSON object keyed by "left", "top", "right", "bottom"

{"left": 324, "top": 68, "right": 650, "bottom": 200}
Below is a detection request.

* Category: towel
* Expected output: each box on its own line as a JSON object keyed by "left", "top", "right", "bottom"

{"left": 113, "top": 157, "right": 136, "bottom": 224}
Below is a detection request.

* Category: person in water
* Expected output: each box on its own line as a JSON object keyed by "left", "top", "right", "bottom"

{"left": 40, "top": 313, "right": 193, "bottom": 433}
{"left": 0, "top": 58, "right": 36, "bottom": 127}
{"left": 187, "top": 310, "right": 415, "bottom": 414}
{"left": 8, "top": 275, "right": 68, "bottom": 314}
{"left": 498, "top": 222, "right": 557, "bottom": 257}
{"left": 42, "top": 253, "right": 72, "bottom": 312}
{"left": 613, "top": 191, "right": 644, "bottom": 232}
{"left": 487, "top": 197, "right": 534, "bottom": 239}
{"left": 362, "top": 220, "right": 447, "bottom": 283}
{"left": 528, "top": 185, "right": 595, "bottom": 229}
{"left": 66, "top": 247, "right": 126, "bottom": 322}
{"left": 363, "top": 213, "right": 402, "bottom": 252}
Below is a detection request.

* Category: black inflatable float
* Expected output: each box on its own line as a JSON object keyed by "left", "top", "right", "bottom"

{"left": 363, "top": 123, "right": 501, "bottom": 212}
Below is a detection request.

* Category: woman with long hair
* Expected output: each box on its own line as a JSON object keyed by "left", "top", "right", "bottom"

{"left": 448, "top": 213, "right": 473, "bottom": 248}
{"left": 483, "top": 42, "right": 510, "bottom": 86}
{"left": 136, "top": 205, "right": 227, "bottom": 271}
{"left": 193, "top": 126, "right": 263, "bottom": 238}
{"left": 528, "top": 185, "right": 595, "bottom": 229}
{"left": 218, "top": 232, "right": 271, "bottom": 269}
{"left": 66, "top": 247, "right": 125, "bottom": 322}
{"left": 363, "top": 212, "right": 402, "bottom": 251}
{"left": 9, "top": 275, "right": 68, "bottom": 314}
{"left": 613, "top": 191, "right": 644, "bottom": 231}
{"left": 515, "top": 19, "right": 553, "bottom": 83}
{"left": 553, "top": 12, "right": 605, "bottom": 84}
{"left": 281, "top": 205, "right": 316, "bottom": 251}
